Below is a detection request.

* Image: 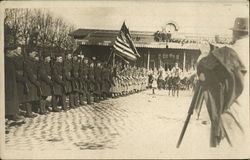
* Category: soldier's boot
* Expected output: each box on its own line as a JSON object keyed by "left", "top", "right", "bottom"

{"left": 52, "top": 96, "right": 61, "bottom": 112}
{"left": 94, "top": 94, "right": 100, "bottom": 103}
{"left": 86, "top": 93, "right": 92, "bottom": 105}
{"left": 74, "top": 92, "right": 80, "bottom": 107}
{"left": 98, "top": 94, "right": 102, "bottom": 102}
{"left": 25, "top": 103, "right": 37, "bottom": 118}
{"left": 79, "top": 94, "right": 85, "bottom": 106}
{"left": 103, "top": 93, "right": 107, "bottom": 100}
{"left": 69, "top": 93, "right": 76, "bottom": 109}
{"left": 39, "top": 100, "right": 47, "bottom": 115}
{"left": 61, "top": 94, "right": 69, "bottom": 111}
{"left": 93, "top": 95, "right": 97, "bottom": 102}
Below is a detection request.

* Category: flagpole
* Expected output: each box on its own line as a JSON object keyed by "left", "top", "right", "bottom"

{"left": 112, "top": 50, "right": 116, "bottom": 67}
{"left": 107, "top": 48, "right": 113, "bottom": 64}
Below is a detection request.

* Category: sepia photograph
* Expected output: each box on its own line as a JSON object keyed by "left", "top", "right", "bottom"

{"left": 0, "top": 0, "right": 249, "bottom": 159}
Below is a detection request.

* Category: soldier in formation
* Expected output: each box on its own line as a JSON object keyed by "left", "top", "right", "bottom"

{"left": 5, "top": 46, "right": 149, "bottom": 121}
{"left": 109, "top": 63, "right": 148, "bottom": 98}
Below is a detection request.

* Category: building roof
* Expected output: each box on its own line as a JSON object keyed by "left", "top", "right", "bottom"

{"left": 69, "top": 28, "right": 231, "bottom": 50}
{"left": 69, "top": 29, "right": 154, "bottom": 38}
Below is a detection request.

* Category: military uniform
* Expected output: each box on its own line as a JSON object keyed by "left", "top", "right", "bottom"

{"left": 64, "top": 58, "right": 74, "bottom": 108}
{"left": 13, "top": 55, "right": 29, "bottom": 105}
{"left": 5, "top": 56, "right": 20, "bottom": 118}
{"left": 52, "top": 54, "right": 66, "bottom": 111}
{"left": 109, "top": 65, "right": 118, "bottom": 98}
{"left": 88, "top": 61, "right": 95, "bottom": 103}
{"left": 38, "top": 54, "right": 53, "bottom": 114}
{"left": 78, "top": 57, "right": 86, "bottom": 105}
{"left": 72, "top": 57, "right": 80, "bottom": 107}
{"left": 23, "top": 56, "right": 41, "bottom": 116}
{"left": 80, "top": 58, "right": 91, "bottom": 104}
{"left": 94, "top": 62, "right": 102, "bottom": 102}
{"left": 101, "top": 63, "right": 111, "bottom": 99}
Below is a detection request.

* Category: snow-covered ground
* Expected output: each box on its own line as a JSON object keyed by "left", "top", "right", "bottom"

{"left": 3, "top": 89, "right": 249, "bottom": 159}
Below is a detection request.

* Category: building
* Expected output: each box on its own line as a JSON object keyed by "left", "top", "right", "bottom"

{"left": 69, "top": 23, "right": 231, "bottom": 71}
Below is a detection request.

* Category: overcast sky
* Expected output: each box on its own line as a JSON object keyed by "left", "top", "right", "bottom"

{"left": 46, "top": 1, "right": 249, "bottom": 35}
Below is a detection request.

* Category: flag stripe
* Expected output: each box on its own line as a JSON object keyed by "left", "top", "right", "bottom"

{"left": 114, "top": 41, "right": 135, "bottom": 55}
{"left": 114, "top": 45, "right": 137, "bottom": 60}
{"left": 113, "top": 22, "right": 139, "bottom": 61}
{"left": 114, "top": 44, "right": 136, "bottom": 58}
{"left": 116, "top": 37, "right": 130, "bottom": 48}
{"left": 124, "top": 33, "right": 140, "bottom": 57}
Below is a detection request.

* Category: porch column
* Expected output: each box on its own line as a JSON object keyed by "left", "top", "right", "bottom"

{"left": 147, "top": 50, "right": 150, "bottom": 70}
{"left": 183, "top": 51, "right": 186, "bottom": 72}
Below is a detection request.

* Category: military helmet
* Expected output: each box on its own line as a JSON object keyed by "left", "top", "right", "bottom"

{"left": 55, "top": 52, "right": 64, "bottom": 58}
{"left": 4, "top": 44, "right": 18, "bottom": 54}
{"left": 88, "top": 59, "right": 93, "bottom": 64}
{"left": 42, "top": 48, "right": 51, "bottom": 59}
{"left": 83, "top": 57, "right": 90, "bottom": 61}
{"left": 65, "top": 50, "right": 73, "bottom": 55}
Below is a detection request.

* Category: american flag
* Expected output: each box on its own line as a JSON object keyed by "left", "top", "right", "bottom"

{"left": 113, "top": 22, "right": 140, "bottom": 61}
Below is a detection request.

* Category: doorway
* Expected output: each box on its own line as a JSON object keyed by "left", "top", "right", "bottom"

{"left": 165, "top": 63, "right": 174, "bottom": 71}
{"left": 149, "top": 61, "right": 155, "bottom": 70}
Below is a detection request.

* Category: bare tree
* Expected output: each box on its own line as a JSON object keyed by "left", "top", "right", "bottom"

{"left": 4, "top": 8, "right": 76, "bottom": 53}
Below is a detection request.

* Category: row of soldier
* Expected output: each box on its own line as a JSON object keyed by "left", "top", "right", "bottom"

{"left": 111, "top": 62, "right": 148, "bottom": 97}
{"left": 5, "top": 45, "right": 148, "bottom": 122}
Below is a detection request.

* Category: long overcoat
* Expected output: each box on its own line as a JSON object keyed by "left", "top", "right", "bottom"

{"left": 52, "top": 62, "right": 65, "bottom": 96}
{"left": 5, "top": 56, "right": 19, "bottom": 115}
{"left": 63, "top": 60, "right": 73, "bottom": 94}
{"left": 39, "top": 62, "right": 53, "bottom": 97}
{"left": 24, "top": 58, "right": 40, "bottom": 101}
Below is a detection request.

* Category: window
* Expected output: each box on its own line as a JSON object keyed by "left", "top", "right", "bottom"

{"left": 176, "top": 54, "right": 179, "bottom": 59}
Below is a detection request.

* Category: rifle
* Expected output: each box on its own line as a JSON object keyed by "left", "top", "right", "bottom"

{"left": 176, "top": 83, "right": 203, "bottom": 148}
{"left": 37, "top": 86, "right": 43, "bottom": 97}
{"left": 23, "top": 47, "right": 29, "bottom": 95}
{"left": 78, "top": 55, "right": 83, "bottom": 93}
{"left": 37, "top": 50, "right": 43, "bottom": 97}
{"left": 50, "top": 51, "right": 56, "bottom": 94}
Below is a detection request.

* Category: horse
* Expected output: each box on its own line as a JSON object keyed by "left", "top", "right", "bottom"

{"left": 165, "top": 75, "right": 180, "bottom": 97}
{"left": 180, "top": 77, "right": 189, "bottom": 90}
{"left": 165, "top": 76, "right": 172, "bottom": 95}
{"left": 171, "top": 75, "right": 181, "bottom": 97}
{"left": 187, "top": 73, "right": 198, "bottom": 92}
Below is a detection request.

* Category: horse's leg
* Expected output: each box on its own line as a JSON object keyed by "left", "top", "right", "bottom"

{"left": 177, "top": 86, "right": 179, "bottom": 97}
